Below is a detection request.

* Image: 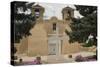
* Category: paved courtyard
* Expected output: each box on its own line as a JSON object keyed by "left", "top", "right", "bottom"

{"left": 15, "top": 51, "right": 96, "bottom": 65}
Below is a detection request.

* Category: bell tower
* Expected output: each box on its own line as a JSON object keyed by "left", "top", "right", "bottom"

{"left": 62, "top": 7, "right": 74, "bottom": 22}
{"left": 32, "top": 4, "right": 44, "bottom": 20}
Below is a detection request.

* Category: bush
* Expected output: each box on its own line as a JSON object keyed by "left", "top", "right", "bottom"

{"left": 75, "top": 55, "right": 84, "bottom": 62}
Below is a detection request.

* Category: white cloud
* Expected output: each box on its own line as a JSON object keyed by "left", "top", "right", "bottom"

{"left": 74, "top": 10, "right": 83, "bottom": 18}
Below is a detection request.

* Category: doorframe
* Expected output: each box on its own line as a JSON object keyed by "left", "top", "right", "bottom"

{"left": 48, "top": 38, "right": 61, "bottom": 55}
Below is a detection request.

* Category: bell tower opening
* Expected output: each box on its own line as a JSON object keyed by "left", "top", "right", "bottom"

{"left": 32, "top": 4, "right": 44, "bottom": 20}
{"left": 34, "top": 8, "right": 40, "bottom": 18}
{"left": 62, "top": 7, "right": 74, "bottom": 22}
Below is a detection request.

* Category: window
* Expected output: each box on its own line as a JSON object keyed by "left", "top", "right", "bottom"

{"left": 65, "top": 10, "right": 71, "bottom": 20}
{"left": 67, "top": 10, "right": 71, "bottom": 17}
{"left": 53, "top": 23, "right": 56, "bottom": 31}
{"left": 34, "top": 9, "right": 40, "bottom": 18}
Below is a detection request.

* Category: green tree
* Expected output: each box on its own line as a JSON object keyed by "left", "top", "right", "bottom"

{"left": 66, "top": 5, "right": 97, "bottom": 46}
{"left": 13, "top": 1, "right": 36, "bottom": 43}
{"left": 65, "top": 5, "right": 97, "bottom": 60}
{"left": 11, "top": 1, "right": 36, "bottom": 65}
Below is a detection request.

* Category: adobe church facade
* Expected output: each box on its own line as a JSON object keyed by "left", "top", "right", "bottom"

{"left": 15, "top": 4, "right": 83, "bottom": 56}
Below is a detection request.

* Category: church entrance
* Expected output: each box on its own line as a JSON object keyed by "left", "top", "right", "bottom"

{"left": 48, "top": 43, "right": 57, "bottom": 55}
{"left": 48, "top": 35, "right": 61, "bottom": 55}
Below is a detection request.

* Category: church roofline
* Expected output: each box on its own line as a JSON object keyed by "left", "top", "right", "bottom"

{"left": 62, "top": 6, "right": 74, "bottom": 13}
{"left": 32, "top": 4, "right": 44, "bottom": 9}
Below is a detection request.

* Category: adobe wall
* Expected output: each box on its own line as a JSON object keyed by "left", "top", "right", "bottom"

{"left": 14, "top": 37, "right": 28, "bottom": 55}
{"left": 27, "top": 23, "right": 48, "bottom": 56}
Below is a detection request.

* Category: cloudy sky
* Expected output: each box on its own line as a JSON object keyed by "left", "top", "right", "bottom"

{"left": 34, "top": 2, "right": 83, "bottom": 19}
